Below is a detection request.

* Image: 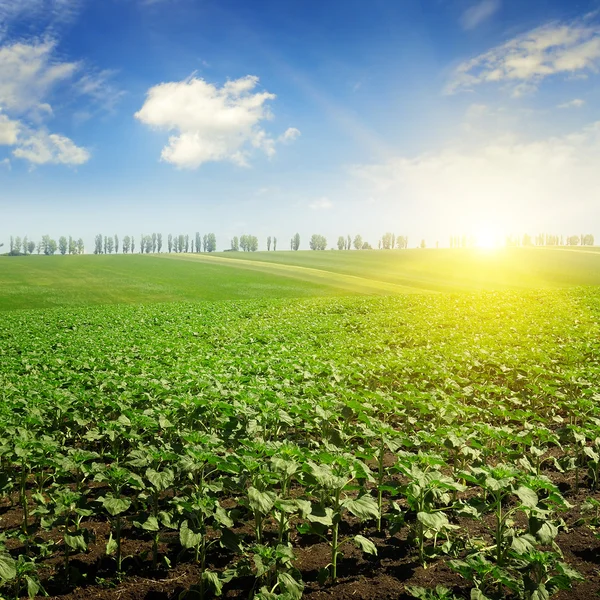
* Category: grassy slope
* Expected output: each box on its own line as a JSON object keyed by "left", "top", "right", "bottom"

{"left": 195, "top": 247, "right": 600, "bottom": 290}
{"left": 1, "top": 247, "right": 600, "bottom": 310}
{"left": 0, "top": 255, "right": 364, "bottom": 311}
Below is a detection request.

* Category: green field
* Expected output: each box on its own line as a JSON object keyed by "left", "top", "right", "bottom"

{"left": 2, "top": 247, "right": 600, "bottom": 310}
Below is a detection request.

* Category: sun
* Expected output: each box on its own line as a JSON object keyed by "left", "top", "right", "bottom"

{"left": 474, "top": 226, "right": 503, "bottom": 250}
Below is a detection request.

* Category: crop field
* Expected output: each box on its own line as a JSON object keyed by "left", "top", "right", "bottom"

{"left": 1, "top": 284, "right": 600, "bottom": 600}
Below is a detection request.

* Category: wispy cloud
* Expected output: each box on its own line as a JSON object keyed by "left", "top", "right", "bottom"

{"left": 447, "top": 18, "right": 600, "bottom": 95}
{"left": 558, "top": 98, "right": 585, "bottom": 109}
{"left": 135, "top": 75, "right": 299, "bottom": 169}
{"left": 0, "top": 0, "right": 82, "bottom": 39}
{"left": 461, "top": 0, "right": 501, "bottom": 31}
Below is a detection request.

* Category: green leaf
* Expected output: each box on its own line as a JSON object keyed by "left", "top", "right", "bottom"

{"left": 516, "top": 486, "right": 538, "bottom": 508}
{"left": 278, "top": 571, "right": 304, "bottom": 600}
{"left": 25, "top": 575, "right": 41, "bottom": 599}
{"left": 307, "top": 505, "right": 334, "bottom": 526}
{"left": 180, "top": 520, "right": 202, "bottom": 549}
{"left": 220, "top": 528, "right": 243, "bottom": 553}
{"left": 354, "top": 534, "right": 377, "bottom": 556}
{"left": 344, "top": 495, "right": 379, "bottom": 521}
{"left": 0, "top": 551, "right": 16, "bottom": 582}
{"left": 142, "top": 516, "right": 160, "bottom": 532}
{"left": 64, "top": 532, "right": 87, "bottom": 552}
{"left": 248, "top": 487, "right": 275, "bottom": 515}
{"left": 511, "top": 534, "right": 536, "bottom": 554}
{"left": 202, "top": 570, "right": 223, "bottom": 596}
{"left": 105, "top": 533, "right": 117, "bottom": 556}
{"left": 146, "top": 468, "right": 174, "bottom": 492}
{"left": 101, "top": 496, "right": 130, "bottom": 516}
{"left": 417, "top": 511, "right": 451, "bottom": 532}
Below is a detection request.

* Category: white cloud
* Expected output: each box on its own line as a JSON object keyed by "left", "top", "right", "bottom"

{"left": 0, "top": 157, "right": 10, "bottom": 169}
{"left": 461, "top": 0, "right": 501, "bottom": 30}
{"left": 0, "top": 113, "right": 19, "bottom": 144}
{"left": 279, "top": 127, "right": 301, "bottom": 143}
{"left": 558, "top": 98, "right": 585, "bottom": 108}
{"left": 0, "top": 38, "right": 78, "bottom": 114}
{"left": 13, "top": 130, "right": 89, "bottom": 165}
{"left": 309, "top": 197, "right": 333, "bottom": 210}
{"left": 353, "top": 122, "right": 600, "bottom": 235}
{"left": 447, "top": 20, "right": 600, "bottom": 94}
{"left": 135, "top": 75, "right": 296, "bottom": 169}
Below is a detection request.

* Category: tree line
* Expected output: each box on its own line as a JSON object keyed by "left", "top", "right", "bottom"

{"left": 3, "top": 230, "right": 596, "bottom": 256}
{"left": 450, "top": 233, "right": 595, "bottom": 248}
{"left": 5, "top": 235, "right": 85, "bottom": 255}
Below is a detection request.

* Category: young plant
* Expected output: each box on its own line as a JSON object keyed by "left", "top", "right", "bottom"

{"left": 300, "top": 457, "right": 379, "bottom": 582}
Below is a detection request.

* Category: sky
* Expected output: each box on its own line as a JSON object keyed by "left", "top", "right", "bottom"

{"left": 1, "top": 0, "right": 600, "bottom": 251}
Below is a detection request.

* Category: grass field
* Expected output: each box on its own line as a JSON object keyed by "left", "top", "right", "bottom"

{"left": 2, "top": 247, "right": 600, "bottom": 310}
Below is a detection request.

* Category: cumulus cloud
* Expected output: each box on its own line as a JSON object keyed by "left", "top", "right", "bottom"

{"left": 461, "top": 0, "right": 501, "bottom": 30}
{"left": 558, "top": 98, "right": 585, "bottom": 108}
{"left": 447, "top": 19, "right": 600, "bottom": 95}
{"left": 135, "top": 75, "right": 298, "bottom": 168}
{"left": 309, "top": 197, "right": 333, "bottom": 210}
{"left": 353, "top": 122, "right": 600, "bottom": 235}
{"left": 13, "top": 130, "right": 89, "bottom": 165}
{"left": 0, "top": 113, "right": 19, "bottom": 144}
{"left": 0, "top": 157, "right": 10, "bottom": 169}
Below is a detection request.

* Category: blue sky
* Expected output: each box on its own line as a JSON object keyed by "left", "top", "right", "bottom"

{"left": 1, "top": 0, "right": 600, "bottom": 251}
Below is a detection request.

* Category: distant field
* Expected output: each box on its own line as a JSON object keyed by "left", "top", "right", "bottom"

{"left": 1, "top": 247, "right": 600, "bottom": 310}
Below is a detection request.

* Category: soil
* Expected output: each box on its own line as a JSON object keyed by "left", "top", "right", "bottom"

{"left": 1, "top": 469, "right": 599, "bottom": 600}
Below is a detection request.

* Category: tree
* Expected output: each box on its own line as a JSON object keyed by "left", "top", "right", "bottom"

{"left": 114, "top": 235, "right": 119, "bottom": 254}
{"left": 157, "top": 233, "right": 163, "bottom": 253}
{"left": 292, "top": 233, "right": 300, "bottom": 251}
{"left": 267, "top": 236, "right": 272, "bottom": 251}
{"left": 123, "top": 235, "right": 131, "bottom": 254}
{"left": 231, "top": 236, "right": 239, "bottom": 251}
{"left": 168, "top": 234, "right": 173, "bottom": 253}
{"left": 353, "top": 234, "right": 363, "bottom": 250}
{"left": 381, "top": 232, "right": 393, "bottom": 250}
{"left": 203, "top": 234, "right": 208, "bottom": 252}
{"left": 337, "top": 236, "right": 345, "bottom": 250}
{"left": 9, "top": 236, "right": 13, "bottom": 252}
{"left": 94, "top": 234, "right": 103, "bottom": 254}
{"left": 106, "top": 236, "right": 114, "bottom": 254}
{"left": 27, "top": 240, "right": 35, "bottom": 254}
{"left": 14, "top": 236, "right": 22, "bottom": 254}
{"left": 46, "top": 237, "right": 57, "bottom": 255}
{"left": 420, "top": 239, "right": 426, "bottom": 249}
{"left": 22, "top": 236, "right": 28, "bottom": 255}
{"left": 195, "top": 232, "right": 201, "bottom": 253}
{"left": 76, "top": 239, "right": 84, "bottom": 254}
{"left": 347, "top": 235, "right": 351, "bottom": 251}
{"left": 59, "top": 236, "right": 68, "bottom": 255}
{"left": 131, "top": 236, "right": 135, "bottom": 253}
{"left": 273, "top": 237, "right": 277, "bottom": 251}
{"left": 309, "top": 234, "right": 327, "bottom": 250}
{"left": 206, "top": 233, "right": 216, "bottom": 252}
{"left": 185, "top": 234, "right": 189, "bottom": 253}
{"left": 68, "top": 236, "right": 77, "bottom": 254}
